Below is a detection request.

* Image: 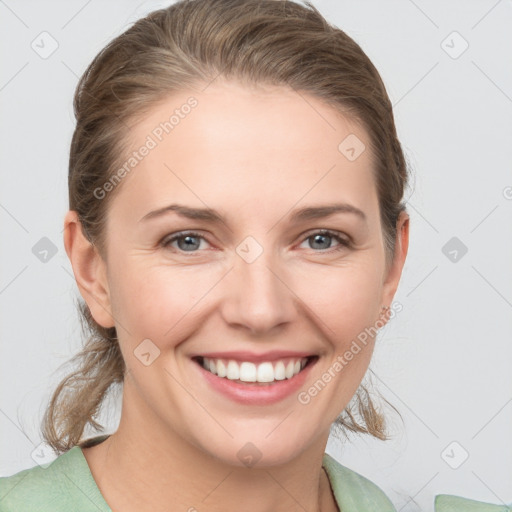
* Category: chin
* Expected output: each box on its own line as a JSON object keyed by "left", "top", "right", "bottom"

{"left": 192, "top": 428, "right": 317, "bottom": 469}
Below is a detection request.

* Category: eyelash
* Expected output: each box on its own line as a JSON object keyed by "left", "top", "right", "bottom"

{"left": 160, "top": 229, "right": 351, "bottom": 255}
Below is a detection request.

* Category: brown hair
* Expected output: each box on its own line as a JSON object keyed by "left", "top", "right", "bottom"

{"left": 42, "top": 0, "right": 409, "bottom": 454}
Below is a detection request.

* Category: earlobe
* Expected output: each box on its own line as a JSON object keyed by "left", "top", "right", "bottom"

{"left": 63, "top": 210, "right": 115, "bottom": 329}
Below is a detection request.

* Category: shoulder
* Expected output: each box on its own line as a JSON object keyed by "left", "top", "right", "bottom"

{"left": 0, "top": 443, "right": 110, "bottom": 512}
{"left": 435, "top": 494, "right": 512, "bottom": 511}
{"left": 322, "top": 452, "right": 397, "bottom": 511}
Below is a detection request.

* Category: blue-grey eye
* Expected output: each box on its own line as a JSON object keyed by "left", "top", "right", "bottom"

{"left": 177, "top": 234, "right": 201, "bottom": 251}
{"left": 309, "top": 233, "right": 333, "bottom": 250}
{"left": 163, "top": 232, "right": 206, "bottom": 252}
{"left": 301, "top": 230, "right": 348, "bottom": 251}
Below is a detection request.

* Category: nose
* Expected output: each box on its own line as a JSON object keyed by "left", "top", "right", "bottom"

{"left": 219, "top": 245, "right": 296, "bottom": 336}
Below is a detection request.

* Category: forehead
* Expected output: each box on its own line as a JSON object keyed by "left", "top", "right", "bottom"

{"left": 108, "top": 79, "right": 378, "bottom": 225}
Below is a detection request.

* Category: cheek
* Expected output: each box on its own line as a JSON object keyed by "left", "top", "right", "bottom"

{"left": 291, "top": 260, "right": 382, "bottom": 343}
{"left": 109, "top": 262, "right": 221, "bottom": 345}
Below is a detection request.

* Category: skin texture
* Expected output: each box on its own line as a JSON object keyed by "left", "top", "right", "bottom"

{"left": 64, "top": 78, "right": 409, "bottom": 512}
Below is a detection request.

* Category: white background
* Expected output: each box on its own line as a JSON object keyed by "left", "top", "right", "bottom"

{"left": 1, "top": 1, "right": 511, "bottom": 510}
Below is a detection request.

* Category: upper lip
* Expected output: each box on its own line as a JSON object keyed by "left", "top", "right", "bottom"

{"left": 191, "top": 350, "right": 317, "bottom": 363}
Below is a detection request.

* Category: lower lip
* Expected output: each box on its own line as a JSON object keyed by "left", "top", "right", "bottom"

{"left": 193, "top": 357, "right": 318, "bottom": 406}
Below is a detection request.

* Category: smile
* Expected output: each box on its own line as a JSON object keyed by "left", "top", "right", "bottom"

{"left": 191, "top": 352, "right": 319, "bottom": 405}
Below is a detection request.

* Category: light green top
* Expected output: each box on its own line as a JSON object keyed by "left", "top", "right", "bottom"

{"left": 0, "top": 435, "right": 509, "bottom": 511}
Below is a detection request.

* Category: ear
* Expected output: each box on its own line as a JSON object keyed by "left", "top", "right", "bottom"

{"left": 379, "top": 210, "right": 410, "bottom": 320}
{"left": 63, "top": 210, "right": 115, "bottom": 329}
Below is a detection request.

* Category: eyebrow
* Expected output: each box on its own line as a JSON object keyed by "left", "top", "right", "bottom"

{"left": 139, "top": 202, "right": 367, "bottom": 225}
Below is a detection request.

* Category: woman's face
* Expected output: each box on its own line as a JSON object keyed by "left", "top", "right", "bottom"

{"left": 82, "top": 79, "right": 408, "bottom": 466}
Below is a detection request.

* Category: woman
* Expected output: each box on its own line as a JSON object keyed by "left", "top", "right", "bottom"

{"left": 1, "top": 0, "right": 412, "bottom": 510}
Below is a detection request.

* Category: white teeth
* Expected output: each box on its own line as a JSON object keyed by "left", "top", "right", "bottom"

{"left": 274, "top": 361, "right": 286, "bottom": 380}
{"left": 285, "top": 361, "right": 295, "bottom": 379}
{"left": 216, "top": 359, "right": 227, "bottom": 378}
{"left": 257, "top": 362, "right": 274, "bottom": 383}
{"left": 226, "top": 360, "right": 239, "bottom": 380}
{"left": 240, "top": 362, "right": 257, "bottom": 382}
{"left": 200, "top": 356, "right": 310, "bottom": 383}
